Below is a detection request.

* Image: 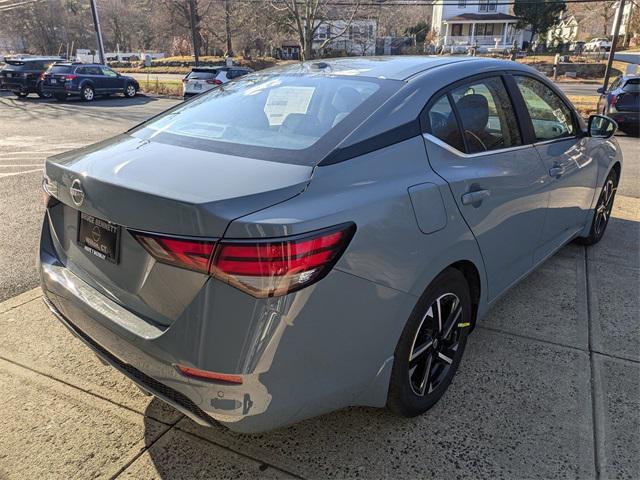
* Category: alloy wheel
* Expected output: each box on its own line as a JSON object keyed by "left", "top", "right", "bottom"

{"left": 84, "top": 87, "right": 94, "bottom": 101}
{"left": 126, "top": 85, "right": 136, "bottom": 97}
{"left": 408, "top": 293, "right": 464, "bottom": 396}
{"left": 594, "top": 178, "right": 616, "bottom": 237}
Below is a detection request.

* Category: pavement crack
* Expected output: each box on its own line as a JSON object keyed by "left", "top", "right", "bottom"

{"left": 109, "top": 419, "right": 180, "bottom": 480}
{"left": 0, "top": 355, "right": 178, "bottom": 427}
{"left": 585, "top": 246, "right": 605, "bottom": 480}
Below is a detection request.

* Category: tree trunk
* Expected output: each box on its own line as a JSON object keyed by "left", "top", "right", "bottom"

{"left": 224, "top": 0, "right": 233, "bottom": 57}
{"left": 187, "top": 0, "right": 200, "bottom": 65}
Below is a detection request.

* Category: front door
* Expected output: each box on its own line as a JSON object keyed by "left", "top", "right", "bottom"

{"left": 422, "top": 75, "right": 549, "bottom": 301}
{"left": 100, "top": 66, "right": 122, "bottom": 93}
{"left": 512, "top": 75, "right": 598, "bottom": 261}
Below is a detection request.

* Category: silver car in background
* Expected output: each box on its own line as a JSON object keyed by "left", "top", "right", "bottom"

{"left": 40, "top": 57, "right": 622, "bottom": 433}
{"left": 182, "top": 66, "right": 253, "bottom": 98}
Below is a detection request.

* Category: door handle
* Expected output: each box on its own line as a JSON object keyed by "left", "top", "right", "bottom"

{"left": 461, "top": 189, "right": 490, "bottom": 205}
{"left": 549, "top": 165, "right": 565, "bottom": 177}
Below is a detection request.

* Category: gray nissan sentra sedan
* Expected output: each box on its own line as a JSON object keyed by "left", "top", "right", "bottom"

{"left": 39, "top": 56, "right": 622, "bottom": 433}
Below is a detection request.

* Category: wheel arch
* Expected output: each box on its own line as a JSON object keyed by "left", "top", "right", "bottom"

{"left": 449, "top": 260, "right": 481, "bottom": 329}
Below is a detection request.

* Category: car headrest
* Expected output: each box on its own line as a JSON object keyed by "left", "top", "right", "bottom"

{"left": 332, "top": 86, "right": 362, "bottom": 112}
{"left": 456, "top": 94, "right": 489, "bottom": 132}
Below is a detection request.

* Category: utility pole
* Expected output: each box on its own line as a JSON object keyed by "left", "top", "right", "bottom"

{"left": 188, "top": 0, "right": 200, "bottom": 66}
{"left": 89, "top": 0, "right": 106, "bottom": 65}
{"left": 603, "top": 0, "right": 626, "bottom": 91}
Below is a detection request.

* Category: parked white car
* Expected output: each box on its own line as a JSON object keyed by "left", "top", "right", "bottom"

{"left": 584, "top": 38, "right": 611, "bottom": 52}
{"left": 182, "top": 66, "right": 253, "bottom": 98}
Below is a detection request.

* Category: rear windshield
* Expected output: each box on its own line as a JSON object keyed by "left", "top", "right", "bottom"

{"left": 49, "top": 65, "right": 75, "bottom": 74}
{"left": 134, "top": 73, "right": 396, "bottom": 165}
{"left": 4, "top": 60, "right": 32, "bottom": 70}
{"left": 187, "top": 70, "right": 218, "bottom": 79}
{"left": 623, "top": 78, "right": 640, "bottom": 92}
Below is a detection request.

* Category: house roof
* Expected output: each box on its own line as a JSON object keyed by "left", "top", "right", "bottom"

{"left": 445, "top": 13, "right": 518, "bottom": 23}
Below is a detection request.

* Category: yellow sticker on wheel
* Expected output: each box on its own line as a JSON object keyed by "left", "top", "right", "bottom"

{"left": 457, "top": 322, "right": 471, "bottom": 328}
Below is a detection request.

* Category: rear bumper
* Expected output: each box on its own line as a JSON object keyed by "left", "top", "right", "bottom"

{"left": 0, "top": 78, "right": 37, "bottom": 92}
{"left": 42, "top": 85, "right": 81, "bottom": 96}
{"left": 609, "top": 111, "right": 639, "bottom": 129}
{"left": 39, "top": 212, "right": 415, "bottom": 432}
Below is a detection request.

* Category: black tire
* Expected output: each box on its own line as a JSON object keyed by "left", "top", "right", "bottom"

{"left": 575, "top": 168, "right": 619, "bottom": 246}
{"left": 13, "top": 91, "right": 28, "bottom": 98}
{"left": 387, "top": 268, "right": 472, "bottom": 417}
{"left": 37, "top": 84, "right": 52, "bottom": 99}
{"left": 54, "top": 92, "right": 67, "bottom": 101}
{"left": 81, "top": 85, "right": 95, "bottom": 102}
{"left": 124, "top": 83, "right": 137, "bottom": 98}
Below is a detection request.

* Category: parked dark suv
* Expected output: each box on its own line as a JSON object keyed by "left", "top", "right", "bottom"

{"left": 41, "top": 63, "right": 140, "bottom": 101}
{"left": 597, "top": 74, "right": 640, "bottom": 136}
{"left": 0, "top": 56, "right": 63, "bottom": 98}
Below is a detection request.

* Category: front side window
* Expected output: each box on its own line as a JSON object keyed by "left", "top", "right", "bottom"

{"left": 515, "top": 76, "right": 575, "bottom": 141}
{"left": 101, "top": 67, "right": 118, "bottom": 77}
{"left": 449, "top": 77, "right": 522, "bottom": 153}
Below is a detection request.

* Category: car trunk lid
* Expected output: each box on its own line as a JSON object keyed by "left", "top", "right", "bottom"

{"left": 44, "top": 134, "right": 312, "bottom": 326}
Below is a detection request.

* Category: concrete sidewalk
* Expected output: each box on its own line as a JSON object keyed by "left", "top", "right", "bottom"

{"left": 0, "top": 196, "right": 638, "bottom": 480}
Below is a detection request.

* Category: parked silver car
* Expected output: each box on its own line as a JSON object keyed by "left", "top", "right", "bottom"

{"left": 40, "top": 57, "right": 622, "bottom": 433}
{"left": 182, "top": 66, "right": 253, "bottom": 98}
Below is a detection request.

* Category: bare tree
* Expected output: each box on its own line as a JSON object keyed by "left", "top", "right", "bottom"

{"left": 270, "top": 0, "right": 361, "bottom": 60}
{"left": 598, "top": 1, "right": 618, "bottom": 36}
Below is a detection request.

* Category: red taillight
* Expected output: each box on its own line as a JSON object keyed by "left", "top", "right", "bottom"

{"left": 64, "top": 74, "right": 77, "bottom": 81}
{"left": 131, "top": 232, "right": 215, "bottom": 274}
{"left": 206, "top": 79, "right": 222, "bottom": 85}
{"left": 176, "top": 365, "right": 243, "bottom": 384}
{"left": 211, "top": 224, "right": 355, "bottom": 298}
{"left": 609, "top": 93, "right": 618, "bottom": 106}
{"left": 130, "top": 223, "right": 355, "bottom": 297}
{"left": 39, "top": 73, "right": 45, "bottom": 81}
{"left": 182, "top": 77, "right": 188, "bottom": 83}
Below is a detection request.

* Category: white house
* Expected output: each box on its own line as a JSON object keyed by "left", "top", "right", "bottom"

{"left": 431, "top": 0, "right": 524, "bottom": 53}
{"left": 312, "top": 19, "right": 378, "bottom": 56}
{"left": 546, "top": 13, "right": 579, "bottom": 47}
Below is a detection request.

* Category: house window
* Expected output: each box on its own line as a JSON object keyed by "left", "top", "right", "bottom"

{"left": 476, "top": 24, "right": 494, "bottom": 36}
{"left": 479, "top": 0, "right": 497, "bottom": 12}
{"left": 451, "top": 24, "right": 463, "bottom": 36}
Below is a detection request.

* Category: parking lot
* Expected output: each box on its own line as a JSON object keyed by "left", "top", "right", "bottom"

{"left": 0, "top": 90, "right": 638, "bottom": 479}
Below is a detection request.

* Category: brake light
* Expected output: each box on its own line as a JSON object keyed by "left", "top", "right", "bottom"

{"left": 130, "top": 232, "right": 215, "bottom": 274}
{"left": 609, "top": 93, "right": 618, "bottom": 106}
{"left": 176, "top": 365, "right": 243, "bottom": 384}
{"left": 39, "top": 73, "right": 45, "bottom": 81}
{"left": 130, "top": 223, "right": 355, "bottom": 297}
{"left": 206, "top": 79, "right": 222, "bottom": 85}
{"left": 210, "top": 223, "right": 356, "bottom": 298}
{"left": 64, "top": 74, "right": 77, "bottom": 81}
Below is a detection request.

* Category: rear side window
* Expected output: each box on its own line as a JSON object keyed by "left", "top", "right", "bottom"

{"left": 425, "top": 95, "right": 465, "bottom": 152}
{"left": 449, "top": 77, "right": 522, "bottom": 154}
{"left": 515, "top": 76, "right": 575, "bottom": 142}
{"left": 622, "top": 78, "right": 640, "bottom": 92}
{"left": 188, "top": 70, "right": 218, "bottom": 79}
{"left": 49, "top": 65, "right": 75, "bottom": 74}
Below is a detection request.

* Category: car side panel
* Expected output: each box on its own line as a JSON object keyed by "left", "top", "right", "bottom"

{"left": 226, "top": 136, "right": 488, "bottom": 312}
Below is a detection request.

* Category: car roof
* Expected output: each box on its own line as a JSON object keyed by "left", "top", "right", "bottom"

{"left": 261, "top": 56, "right": 496, "bottom": 81}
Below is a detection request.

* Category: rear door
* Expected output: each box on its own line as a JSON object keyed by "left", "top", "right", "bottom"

{"left": 422, "top": 74, "right": 549, "bottom": 301}
{"left": 512, "top": 75, "right": 597, "bottom": 261}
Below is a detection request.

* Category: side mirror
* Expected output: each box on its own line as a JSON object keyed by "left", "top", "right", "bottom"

{"left": 596, "top": 87, "right": 605, "bottom": 94}
{"left": 588, "top": 114, "right": 617, "bottom": 138}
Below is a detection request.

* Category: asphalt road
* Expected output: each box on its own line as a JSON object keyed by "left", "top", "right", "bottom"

{"left": 0, "top": 90, "right": 637, "bottom": 303}
{"left": 0, "top": 92, "right": 180, "bottom": 301}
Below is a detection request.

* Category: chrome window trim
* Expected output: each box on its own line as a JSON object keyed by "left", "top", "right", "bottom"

{"left": 423, "top": 133, "right": 532, "bottom": 159}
